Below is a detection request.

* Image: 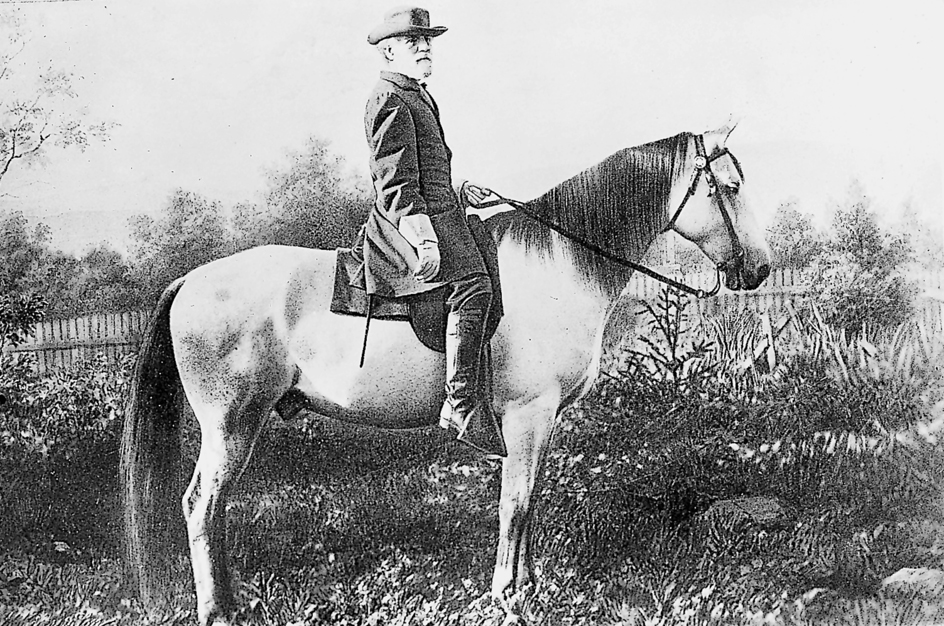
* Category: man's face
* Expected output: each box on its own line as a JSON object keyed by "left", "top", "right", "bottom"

{"left": 384, "top": 35, "right": 433, "bottom": 80}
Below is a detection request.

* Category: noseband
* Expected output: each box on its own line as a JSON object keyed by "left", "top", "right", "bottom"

{"left": 475, "top": 134, "right": 745, "bottom": 299}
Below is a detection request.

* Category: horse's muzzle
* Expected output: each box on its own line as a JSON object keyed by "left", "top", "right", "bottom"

{"left": 725, "top": 262, "right": 769, "bottom": 291}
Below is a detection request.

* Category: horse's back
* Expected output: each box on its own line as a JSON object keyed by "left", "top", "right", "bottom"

{"left": 168, "top": 245, "right": 337, "bottom": 384}
{"left": 172, "top": 245, "right": 333, "bottom": 323}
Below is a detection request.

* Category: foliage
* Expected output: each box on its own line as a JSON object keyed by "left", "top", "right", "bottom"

{"left": 2, "top": 284, "right": 943, "bottom": 624}
{"left": 128, "top": 189, "right": 233, "bottom": 305}
{"left": 0, "top": 290, "right": 43, "bottom": 350}
{"left": 0, "top": 209, "right": 52, "bottom": 293}
{"left": 828, "top": 187, "right": 911, "bottom": 271}
{"left": 802, "top": 183, "right": 917, "bottom": 332}
{"left": 540, "top": 288, "right": 944, "bottom": 590}
{"left": 41, "top": 245, "right": 142, "bottom": 316}
{"left": 122, "top": 138, "right": 371, "bottom": 303}
{"left": 232, "top": 136, "right": 371, "bottom": 252}
{"left": 0, "top": 208, "right": 141, "bottom": 316}
{"left": 0, "top": 7, "right": 113, "bottom": 188}
{"left": 618, "top": 289, "right": 717, "bottom": 395}
{"left": 765, "top": 200, "right": 825, "bottom": 270}
{"left": 897, "top": 199, "right": 944, "bottom": 271}
{"left": 0, "top": 353, "right": 134, "bottom": 550}
{"left": 804, "top": 256, "right": 917, "bottom": 334}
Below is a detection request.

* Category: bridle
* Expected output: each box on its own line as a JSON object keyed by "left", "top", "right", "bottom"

{"left": 663, "top": 134, "right": 746, "bottom": 295}
{"left": 473, "top": 133, "right": 746, "bottom": 299}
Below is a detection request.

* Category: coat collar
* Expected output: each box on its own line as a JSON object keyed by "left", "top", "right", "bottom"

{"left": 380, "top": 71, "right": 423, "bottom": 92}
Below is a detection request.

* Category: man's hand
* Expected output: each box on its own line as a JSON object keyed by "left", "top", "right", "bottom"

{"left": 463, "top": 182, "right": 502, "bottom": 208}
{"left": 414, "top": 240, "right": 441, "bottom": 282}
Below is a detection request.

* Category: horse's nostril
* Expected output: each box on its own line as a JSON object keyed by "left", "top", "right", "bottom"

{"left": 757, "top": 264, "right": 770, "bottom": 283}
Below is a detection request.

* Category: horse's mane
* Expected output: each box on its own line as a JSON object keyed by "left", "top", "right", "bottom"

{"left": 489, "top": 132, "right": 692, "bottom": 296}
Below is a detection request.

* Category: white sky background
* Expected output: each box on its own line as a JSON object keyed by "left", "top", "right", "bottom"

{"left": 1, "top": 0, "right": 941, "bottom": 252}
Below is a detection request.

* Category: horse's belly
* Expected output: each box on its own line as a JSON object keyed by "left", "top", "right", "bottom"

{"left": 291, "top": 317, "right": 446, "bottom": 429}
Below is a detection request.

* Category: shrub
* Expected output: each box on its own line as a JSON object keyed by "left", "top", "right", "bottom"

{"left": 799, "top": 186, "right": 918, "bottom": 333}
{"left": 803, "top": 255, "right": 917, "bottom": 333}
{"left": 0, "top": 291, "right": 45, "bottom": 350}
{"left": 0, "top": 352, "right": 134, "bottom": 553}
{"left": 538, "top": 287, "right": 944, "bottom": 585}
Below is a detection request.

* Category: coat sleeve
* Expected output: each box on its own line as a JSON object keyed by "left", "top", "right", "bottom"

{"left": 366, "top": 92, "right": 429, "bottom": 229}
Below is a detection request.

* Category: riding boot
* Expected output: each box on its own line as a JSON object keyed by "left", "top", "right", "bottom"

{"left": 460, "top": 341, "right": 507, "bottom": 457}
{"left": 438, "top": 302, "right": 508, "bottom": 458}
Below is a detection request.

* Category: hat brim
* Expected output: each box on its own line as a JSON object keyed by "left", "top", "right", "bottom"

{"left": 368, "top": 25, "right": 447, "bottom": 45}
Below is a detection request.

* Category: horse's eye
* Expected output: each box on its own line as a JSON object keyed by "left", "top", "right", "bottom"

{"left": 726, "top": 181, "right": 741, "bottom": 193}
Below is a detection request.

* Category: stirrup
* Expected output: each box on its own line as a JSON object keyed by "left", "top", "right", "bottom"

{"left": 440, "top": 401, "right": 507, "bottom": 458}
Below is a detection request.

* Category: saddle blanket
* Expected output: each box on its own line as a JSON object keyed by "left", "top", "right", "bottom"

{"left": 330, "top": 214, "right": 502, "bottom": 353}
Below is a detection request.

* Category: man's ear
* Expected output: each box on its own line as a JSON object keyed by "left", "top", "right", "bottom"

{"left": 376, "top": 42, "right": 394, "bottom": 62}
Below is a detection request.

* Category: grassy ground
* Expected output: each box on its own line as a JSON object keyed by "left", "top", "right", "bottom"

{"left": 3, "top": 300, "right": 944, "bottom": 625}
{"left": 2, "top": 410, "right": 944, "bottom": 626}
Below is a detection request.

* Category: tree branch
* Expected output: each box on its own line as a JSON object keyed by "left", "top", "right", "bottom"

{"left": 0, "top": 129, "right": 18, "bottom": 180}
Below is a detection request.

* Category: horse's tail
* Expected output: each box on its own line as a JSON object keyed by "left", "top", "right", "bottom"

{"left": 119, "top": 277, "right": 187, "bottom": 605}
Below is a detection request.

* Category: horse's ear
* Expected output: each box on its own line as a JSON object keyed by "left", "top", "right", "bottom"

{"left": 708, "top": 115, "right": 740, "bottom": 146}
{"left": 720, "top": 115, "right": 740, "bottom": 139}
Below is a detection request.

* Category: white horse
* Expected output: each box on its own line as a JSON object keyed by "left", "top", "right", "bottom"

{"left": 120, "top": 123, "right": 771, "bottom": 625}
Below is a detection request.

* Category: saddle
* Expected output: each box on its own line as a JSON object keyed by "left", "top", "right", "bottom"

{"left": 330, "top": 214, "right": 502, "bottom": 353}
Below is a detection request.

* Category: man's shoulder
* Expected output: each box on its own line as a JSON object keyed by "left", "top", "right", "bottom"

{"left": 369, "top": 78, "right": 402, "bottom": 100}
{"left": 366, "top": 78, "right": 418, "bottom": 115}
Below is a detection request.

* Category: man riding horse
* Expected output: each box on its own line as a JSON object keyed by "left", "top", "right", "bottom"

{"left": 358, "top": 7, "right": 506, "bottom": 457}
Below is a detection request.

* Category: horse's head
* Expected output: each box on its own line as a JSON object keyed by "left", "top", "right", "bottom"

{"left": 668, "top": 121, "right": 771, "bottom": 291}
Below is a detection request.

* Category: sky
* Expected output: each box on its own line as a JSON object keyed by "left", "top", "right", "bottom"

{"left": 0, "top": 0, "right": 941, "bottom": 254}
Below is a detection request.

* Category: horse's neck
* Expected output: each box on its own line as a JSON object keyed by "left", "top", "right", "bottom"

{"left": 496, "top": 230, "right": 660, "bottom": 344}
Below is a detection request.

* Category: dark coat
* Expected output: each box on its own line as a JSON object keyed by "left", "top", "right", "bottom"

{"left": 360, "top": 71, "right": 486, "bottom": 298}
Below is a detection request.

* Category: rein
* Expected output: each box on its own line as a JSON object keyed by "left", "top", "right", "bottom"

{"left": 475, "top": 134, "right": 744, "bottom": 299}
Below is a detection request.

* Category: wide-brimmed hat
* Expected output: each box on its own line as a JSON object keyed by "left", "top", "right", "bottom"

{"left": 367, "top": 7, "right": 447, "bottom": 45}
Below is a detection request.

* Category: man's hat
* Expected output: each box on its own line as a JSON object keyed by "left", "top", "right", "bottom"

{"left": 367, "top": 7, "right": 447, "bottom": 45}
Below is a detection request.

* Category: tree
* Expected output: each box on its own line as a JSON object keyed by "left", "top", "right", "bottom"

{"left": 42, "top": 245, "right": 142, "bottom": 316}
{"left": 765, "top": 199, "right": 824, "bottom": 270}
{"left": 830, "top": 183, "right": 911, "bottom": 272}
{"left": 897, "top": 199, "right": 944, "bottom": 271}
{"left": 0, "top": 208, "right": 47, "bottom": 347}
{"left": 129, "top": 189, "right": 232, "bottom": 305}
{"left": 233, "top": 137, "right": 370, "bottom": 251}
{"left": 0, "top": 8, "right": 112, "bottom": 189}
{"left": 804, "top": 182, "right": 916, "bottom": 332}
{"left": 0, "top": 208, "right": 52, "bottom": 295}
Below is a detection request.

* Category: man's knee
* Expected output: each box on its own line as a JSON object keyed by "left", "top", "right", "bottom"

{"left": 448, "top": 273, "right": 492, "bottom": 309}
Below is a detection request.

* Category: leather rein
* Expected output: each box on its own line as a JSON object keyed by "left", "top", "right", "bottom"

{"left": 475, "top": 134, "right": 745, "bottom": 299}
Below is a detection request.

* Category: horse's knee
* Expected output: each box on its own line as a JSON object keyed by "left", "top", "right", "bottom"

{"left": 500, "top": 500, "right": 530, "bottom": 535}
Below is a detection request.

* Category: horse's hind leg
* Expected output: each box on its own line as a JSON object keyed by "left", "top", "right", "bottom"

{"left": 492, "top": 391, "right": 559, "bottom": 601}
{"left": 182, "top": 392, "right": 274, "bottom": 626}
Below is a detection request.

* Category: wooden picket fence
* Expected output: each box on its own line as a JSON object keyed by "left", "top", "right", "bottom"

{"left": 624, "top": 267, "right": 808, "bottom": 317}
{"left": 4, "top": 269, "right": 943, "bottom": 374}
{"left": 626, "top": 268, "right": 944, "bottom": 331}
{"left": 4, "top": 310, "right": 150, "bottom": 374}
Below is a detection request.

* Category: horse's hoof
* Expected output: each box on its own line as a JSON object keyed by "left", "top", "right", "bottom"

{"left": 501, "top": 614, "right": 523, "bottom": 626}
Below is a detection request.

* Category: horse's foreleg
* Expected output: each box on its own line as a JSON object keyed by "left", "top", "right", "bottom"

{"left": 492, "top": 392, "right": 558, "bottom": 601}
{"left": 183, "top": 404, "right": 269, "bottom": 626}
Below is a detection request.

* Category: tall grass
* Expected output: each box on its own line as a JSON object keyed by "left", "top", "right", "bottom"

{"left": 2, "top": 292, "right": 944, "bottom": 625}
{"left": 538, "top": 289, "right": 944, "bottom": 623}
